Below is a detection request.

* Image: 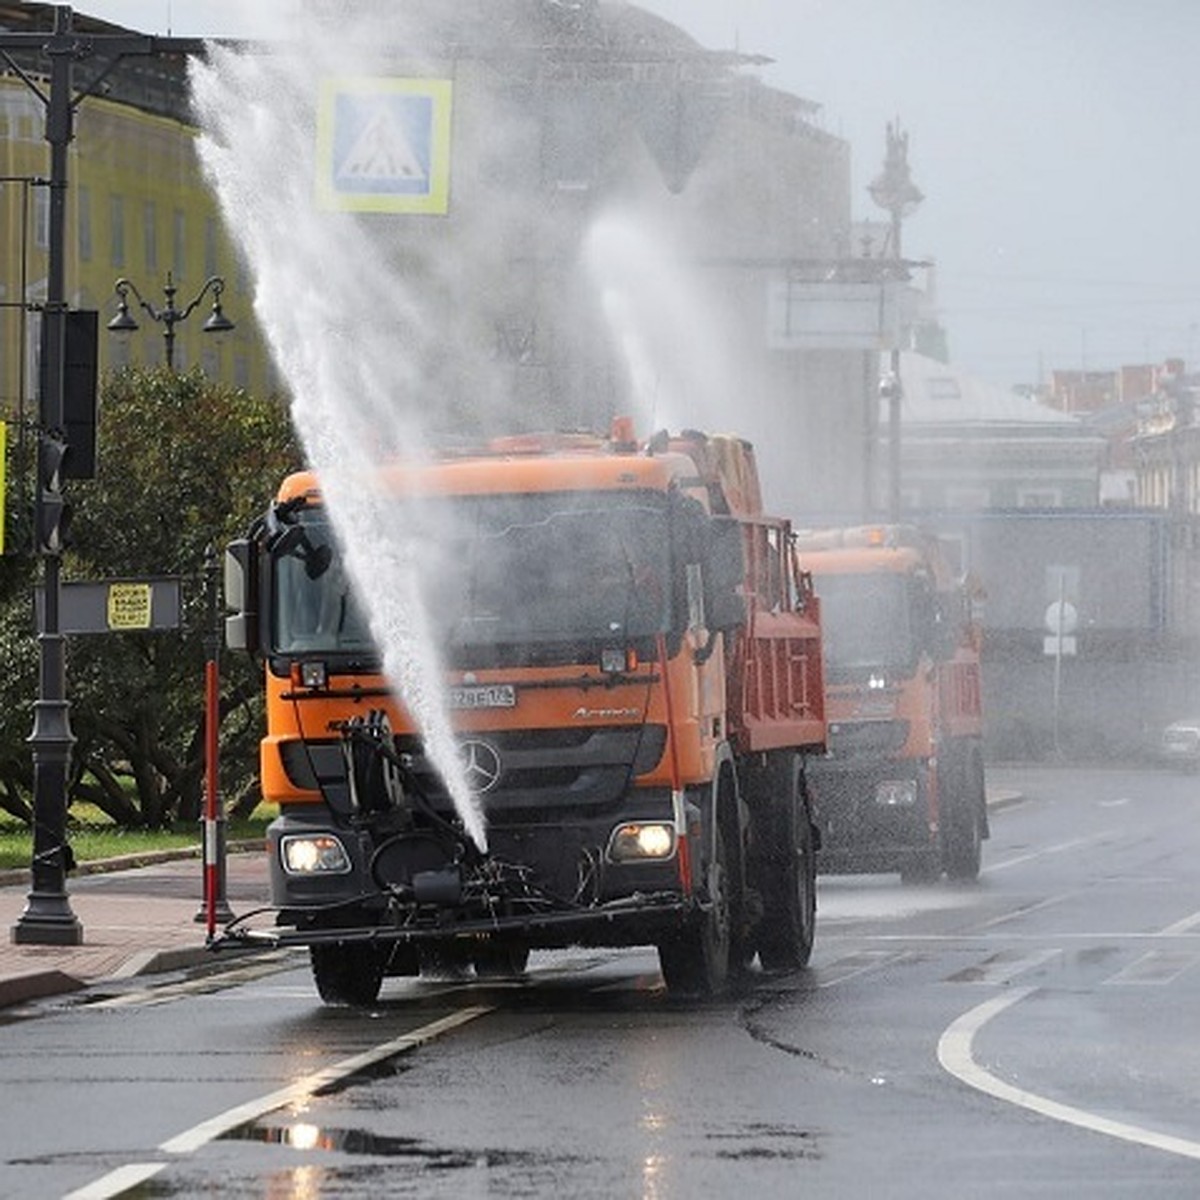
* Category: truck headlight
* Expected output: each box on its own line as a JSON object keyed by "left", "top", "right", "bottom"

{"left": 875, "top": 780, "right": 918, "bottom": 807}
{"left": 281, "top": 833, "right": 351, "bottom": 874}
{"left": 608, "top": 822, "right": 676, "bottom": 862}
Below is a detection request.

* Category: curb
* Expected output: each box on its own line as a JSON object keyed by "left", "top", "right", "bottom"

{"left": 0, "top": 840, "right": 264, "bottom": 890}
{"left": 0, "top": 969, "right": 86, "bottom": 1007}
{"left": 985, "top": 788, "right": 1023, "bottom": 811}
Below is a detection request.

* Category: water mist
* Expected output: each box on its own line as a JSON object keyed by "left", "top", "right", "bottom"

{"left": 189, "top": 11, "right": 490, "bottom": 850}
{"left": 583, "top": 209, "right": 734, "bottom": 436}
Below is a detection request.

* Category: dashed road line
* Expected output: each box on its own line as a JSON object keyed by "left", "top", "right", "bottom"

{"left": 982, "top": 832, "right": 1113, "bottom": 874}
{"left": 1102, "top": 949, "right": 1199, "bottom": 986}
{"left": 64, "top": 1004, "right": 493, "bottom": 1200}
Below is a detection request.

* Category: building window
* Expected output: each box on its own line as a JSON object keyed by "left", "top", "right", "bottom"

{"left": 173, "top": 209, "right": 186, "bottom": 279}
{"left": 945, "top": 485, "right": 991, "bottom": 510}
{"left": 204, "top": 217, "right": 219, "bottom": 279}
{"left": 33, "top": 186, "right": 49, "bottom": 249}
{"left": 77, "top": 185, "right": 92, "bottom": 262}
{"left": 1017, "top": 487, "right": 1062, "bottom": 508}
{"left": 143, "top": 200, "right": 158, "bottom": 271}
{"left": 110, "top": 195, "right": 126, "bottom": 268}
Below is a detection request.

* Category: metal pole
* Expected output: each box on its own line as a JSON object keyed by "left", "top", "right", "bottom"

{"left": 198, "top": 544, "right": 233, "bottom": 931}
{"left": 162, "top": 274, "right": 178, "bottom": 372}
{"left": 13, "top": 5, "right": 81, "bottom": 945}
{"left": 888, "top": 211, "right": 903, "bottom": 524}
{"left": 1052, "top": 570, "right": 1065, "bottom": 759}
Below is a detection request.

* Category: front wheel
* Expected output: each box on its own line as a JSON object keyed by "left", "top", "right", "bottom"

{"left": 310, "top": 942, "right": 386, "bottom": 1006}
{"left": 472, "top": 939, "right": 531, "bottom": 979}
{"left": 658, "top": 828, "right": 731, "bottom": 997}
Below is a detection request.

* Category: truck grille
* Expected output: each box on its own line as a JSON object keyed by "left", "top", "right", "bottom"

{"left": 280, "top": 725, "right": 667, "bottom": 816}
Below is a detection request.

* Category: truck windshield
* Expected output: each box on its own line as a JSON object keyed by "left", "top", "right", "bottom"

{"left": 270, "top": 491, "right": 671, "bottom": 658}
{"left": 811, "top": 573, "right": 917, "bottom": 675}
{"left": 429, "top": 490, "right": 671, "bottom": 646}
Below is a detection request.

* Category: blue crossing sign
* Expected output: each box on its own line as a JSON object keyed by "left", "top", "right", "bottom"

{"left": 316, "top": 77, "right": 453, "bottom": 214}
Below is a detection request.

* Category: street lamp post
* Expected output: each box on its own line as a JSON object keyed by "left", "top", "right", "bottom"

{"left": 4, "top": 6, "right": 210, "bottom": 946}
{"left": 107, "top": 272, "right": 235, "bottom": 372}
{"left": 868, "top": 120, "right": 923, "bottom": 522}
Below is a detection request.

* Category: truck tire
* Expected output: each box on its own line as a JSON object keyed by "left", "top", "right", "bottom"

{"left": 310, "top": 942, "right": 386, "bottom": 1006}
{"left": 472, "top": 939, "right": 531, "bottom": 979}
{"left": 657, "top": 827, "right": 731, "bottom": 997}
{"left": 757, "top": 786, "right": 817, "bottom": 972}
{"left": 943, "top": 753, "right": 985, "bottom": 882}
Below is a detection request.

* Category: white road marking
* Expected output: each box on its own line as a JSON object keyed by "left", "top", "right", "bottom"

{"left": 161, "top": 1005, "right": 492, "bottom": 1153}
{"left": 982, "top": 832, "right": 1112, "bottom": 874}
{"left": 816, "top": 950, "right": 907, "bottom": 988}
{"left": 938, "top": 988, "right": 1200, "bottom": 1161}
{"left": 62, "top": 1162, "right": 166, "bottom": 1199}
{"left": 1102, "top": 949, "right": 1199, "bottom": 986}
{"left": 1159, "top": 908, "right": 1200, "bottom": 936}
{"left": 66, "top": 1005, "right": 492, "bottom": 1199}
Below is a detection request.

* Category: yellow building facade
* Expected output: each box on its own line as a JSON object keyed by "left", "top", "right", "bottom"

{"left": 0, "top": 69, "right": 274, "bottom": 432}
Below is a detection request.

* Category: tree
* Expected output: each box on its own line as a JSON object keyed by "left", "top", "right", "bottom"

{"left": 0, "top": 367, "right": 301, "bottom": 828}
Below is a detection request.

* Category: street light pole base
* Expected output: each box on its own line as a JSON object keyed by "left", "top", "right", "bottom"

{"left": 11, "top": 891, "right": 84, "bottom": 945}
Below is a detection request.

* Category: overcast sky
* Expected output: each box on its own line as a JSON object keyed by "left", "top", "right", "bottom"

{"left": 76, "top": 1, "right": 1200, "bottom": 389}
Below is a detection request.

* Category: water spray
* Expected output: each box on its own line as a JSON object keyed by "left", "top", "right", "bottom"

{"left": 189, "top": 16, "right": 488, "bottom": 850}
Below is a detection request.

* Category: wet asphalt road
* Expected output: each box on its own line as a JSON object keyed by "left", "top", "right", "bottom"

{"left": 3, "top": 765, "right": 1200, "bottom": 1199}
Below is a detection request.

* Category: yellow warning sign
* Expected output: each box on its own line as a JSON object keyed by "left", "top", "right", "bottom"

{"left": 107, "top": 582, "right": 153, "bottom": 630}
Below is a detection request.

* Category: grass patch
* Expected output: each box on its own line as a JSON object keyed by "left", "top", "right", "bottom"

{"left": 0, "top": 804, "right": 274, "bottom": 871}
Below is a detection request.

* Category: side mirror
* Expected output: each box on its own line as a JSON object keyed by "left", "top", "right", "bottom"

{"left": 224, "top": 538, "right": 259, "bottom": 654}
{"left": 705, "top": 516, "right": 745, "bottom": 631}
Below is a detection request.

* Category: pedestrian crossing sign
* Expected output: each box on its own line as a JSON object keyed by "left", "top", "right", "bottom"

{"left": 315, "top": 77, "right": 453, "bottom": 214}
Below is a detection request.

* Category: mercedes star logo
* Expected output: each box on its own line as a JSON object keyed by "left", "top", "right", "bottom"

{"left": 458, "top": 738, "right": 503, "bottom": 795}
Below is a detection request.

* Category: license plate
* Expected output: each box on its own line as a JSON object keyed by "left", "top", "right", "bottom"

{"left": 448, "top": 684, "right": 516, "bottom": 710}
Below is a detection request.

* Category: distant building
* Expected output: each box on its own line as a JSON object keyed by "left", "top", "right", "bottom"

{"left": 895, "top": 351, "right": 1106, "bottom": 511}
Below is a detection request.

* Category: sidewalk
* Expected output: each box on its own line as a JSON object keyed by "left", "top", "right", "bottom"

{"left": 0, "top": 849, "right": 272, "bottom": 1009}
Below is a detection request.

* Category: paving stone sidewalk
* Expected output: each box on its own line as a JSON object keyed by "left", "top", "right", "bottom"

{"left": 0, "top": 850, "right": 270, "bottom": 1008}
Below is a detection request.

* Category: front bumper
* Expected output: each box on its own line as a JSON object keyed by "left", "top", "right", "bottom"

{"left": 807, "top": 756, "right": 936, "bottom": 873}
{"left": 222, "top": 801, "right": 704, "bottom": 953}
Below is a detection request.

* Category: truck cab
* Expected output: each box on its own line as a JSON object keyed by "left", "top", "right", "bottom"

{"left": 796, "top": 524, "right": 987, "bottom": 882}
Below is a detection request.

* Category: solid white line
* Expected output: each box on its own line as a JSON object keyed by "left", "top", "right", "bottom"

{"left": 938, "top": 988, "right": 1200, "bottom": 1161}
{"left": 160, "top": 1004, "right": 493, "bottom": 1155}
{"left": 62, "top": 1162, "right": 166, "bottom": 1200}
